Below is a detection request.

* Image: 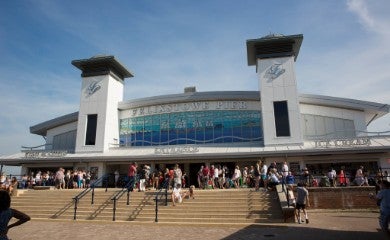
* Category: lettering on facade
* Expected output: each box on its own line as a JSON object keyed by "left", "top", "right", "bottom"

{"left": 154, "top": 146, "right": 199, "bottom": 155}
{"left": 24, "top": 150, "right": 67, "bottom": 158}
{"left": 131, "top": 101, "right": 248, "bottom": 117}
{"left": 314, "top": 137, "right": 371, "bottom": 148}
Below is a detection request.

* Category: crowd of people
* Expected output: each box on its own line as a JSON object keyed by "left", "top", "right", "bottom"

{"left": 0, "top": 168, "right": 94, "bottom": 191}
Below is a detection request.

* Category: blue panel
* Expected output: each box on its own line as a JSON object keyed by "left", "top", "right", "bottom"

{"left": 169, "top": 129, "right": 177, "bottom": 145}
{"left": 214, "top": 126, "right": 223, "bottom": 143}
{"left": 160, "top": 130, "right": 169, "bottom": 144}
{"left": 119, "top": 110, "right": 264, "bottom": 146}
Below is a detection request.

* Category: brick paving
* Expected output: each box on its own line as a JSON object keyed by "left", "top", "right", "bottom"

{"left": 6, "top": 211, "right": 389, "bottom": 240}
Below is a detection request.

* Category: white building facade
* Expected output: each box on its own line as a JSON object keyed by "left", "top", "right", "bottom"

{"left": 1, "top": 34, "right": 390, "bottom": 186}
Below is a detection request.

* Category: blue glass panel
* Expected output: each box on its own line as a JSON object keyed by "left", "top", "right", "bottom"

{"left": 252, "top": 126, "right": 262, "bottom": 141}
{"left": 214, "top": 126, "right": 223, "bottom": 143}
{"left": 160, "top": 130, "right": 169, "bottom": 144}
{"left": 232, "top": 127, "right": 242, "bottom": 142}
{"left": 187, "top": 128, "right": 196, "bottom": 144}
{"left": 195, "top": 128, "right": 205, "bottom": 143}
{"left": 143, "top": 132, "right": 151, "bottom": 146}
{"left": 119, "top": 135, "right": 126, "bottom": 146}
{"left": 169, "top": 129, "right": 177, "bottom": 145}
{"left": 241, "top": 126, "right": 252, "bottom": 142}
{"left": 177, "top": 129, "right": 187, "bottom": 144}
{"left": 135, "top": 132, "right": 143, "bottom": 146}
{"left": 120, "top": 109, "right": 263, "bottom": 146}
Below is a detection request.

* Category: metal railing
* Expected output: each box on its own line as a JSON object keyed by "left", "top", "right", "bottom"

{"left": 111, "top": 177, "right": 137, "bottom": 221}
{"left": 73, "top": 174, "right": 108, "bottom": 220}
{"left": 155, "top": 178, "right": 169, "bottom": 222}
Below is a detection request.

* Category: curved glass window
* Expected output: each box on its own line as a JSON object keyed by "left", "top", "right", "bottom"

{"left": 119, "top": 110, "right": 263, "bottom": 146}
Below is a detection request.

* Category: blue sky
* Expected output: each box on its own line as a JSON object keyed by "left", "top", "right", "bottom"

{"left": 0, "top": 0, "right": 390, "bottom": 156}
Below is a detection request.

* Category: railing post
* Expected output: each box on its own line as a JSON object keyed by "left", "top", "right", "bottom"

{"left": 105, "top": 175, "right": 108, "bottom": 192}
{"left": 164, "top": 184, "right": 168, "bottom": 206}
{"left": 73, "top": 198, "right": 78, "bottom": 220}
{"left": 113, "top": 199, "right": 116, "bottom": 221}
{"left": 91, "top": 186, "right": 95, "bottom": 205}
{"left": 127, "top": 189, "right": 130, "bottom": 205}
{"left": 155, "top": 195, "right": 158, "bottom": 222}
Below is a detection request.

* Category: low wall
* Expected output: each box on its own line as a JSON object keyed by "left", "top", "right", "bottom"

{"left": 308, "top": 186, "right": 377, "bottom": 209}
{"left": 277, "top": 185, "right": 378, "bottom": 222}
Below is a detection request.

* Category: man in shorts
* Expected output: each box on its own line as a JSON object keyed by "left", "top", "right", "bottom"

{"left": 295, "top": 182, "right": 310, "bottom": 224}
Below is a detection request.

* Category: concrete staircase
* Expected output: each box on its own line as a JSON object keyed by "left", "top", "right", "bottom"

{"left": 10, "top": 188, "right": 283, "bottom": 225}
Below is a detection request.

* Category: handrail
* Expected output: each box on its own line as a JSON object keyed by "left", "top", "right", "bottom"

{"left": 73, "top": 174, "right": 108, "bottom": 220}
{"left": 155, "top": 178, "right": 170, "bottom": 222}
{"left": 111, "top": 176, "right": 137, "bottom": 221}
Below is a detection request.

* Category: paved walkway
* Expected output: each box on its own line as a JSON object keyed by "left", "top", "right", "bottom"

{"left": 7, "top": 211, "right": 389, "bottom": 240}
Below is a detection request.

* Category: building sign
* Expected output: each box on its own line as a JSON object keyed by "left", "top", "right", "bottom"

{"left": 314, "top": 137, "right": 371, "bottom": 148}
{"left": 131, "top": 101, "right": 248, "bottom": 117}
{"left": 23, "top": 150, "right": 67, "bottom": 158}
{"left": 85, "top": 80, "right": 102, "bottom": 96}
{"left": 264, "top": 62, "right": 285, "bottom": 81}
{"left": 154, "top": 146, "right": 199, "bottom": 155}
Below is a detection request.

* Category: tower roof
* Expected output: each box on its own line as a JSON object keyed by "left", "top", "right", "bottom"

{"left": 246, "top": 34, "right": 303, "bottom": 66}
{"left": 72, "top": 55, "right": 134, "bottom": 80}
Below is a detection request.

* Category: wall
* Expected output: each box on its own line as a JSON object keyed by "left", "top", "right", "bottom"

{"left": 46, "top": 121, "right": 78, "bottom": 150}
{"left": 308, "top": 186, "right": 377, "bottom": 209}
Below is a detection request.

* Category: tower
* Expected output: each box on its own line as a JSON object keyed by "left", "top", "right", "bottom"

{"left": 246, "top": 34, "right": 303, "bottom": 146}
{"left": 72, "top": 55, "right": 133, "bottom": 153}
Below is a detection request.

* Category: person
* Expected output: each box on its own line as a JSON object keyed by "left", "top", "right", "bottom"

{"left": 300, "top": 167, "right": 310, "bottom": 186}
{"left": 253, "top": 162, "right": 261, "bottom": 191}
{"left": 188, "top": 185, "right": 195, "bottom": 199}
{"left": 7, "top": 177, "right": 18, "bottom": 197}
{"left": 281, "top": 161, "right": 289, "bottom": 182}
{"left": 287, "top": 184, "right": 296, "bottom": 207}
{"left": 0, "top": 190, "right": 31, "bottom": 239}
{"left": 55, "top": 168, "right": 64, "bottom": 190}
{"left": 127, "top": 162, "right": 137, "bottom": 191}
{"left": 267, "top": 168, "right": 280, "bottom": 190}
{"left": 152, "top": 169, "right": 160, "bottom": 190}
{"left": 197, "top": 166, "right": 204, "bottom": 189}
{"left": 354, "top": 166, "right": 365, "bottom": 186}
{"left": 375, "top": 180, "right": 390, "bottom": 234}
{"left": 173, "top": 164, "right": 182, "bottom": 187}
{"left": 213, "top": 165, "right": 219, "bottom": 189}
{"left": 285, "top": 171, "right": 295, "bottom": 187}
{"left": 171, "top": 183, "right": 184, "bottom": 206}
{"left": 327, "top": 168, "right": 337, "bottom": 187}
{"left": 295, "top": 182, "right": 310, "bottom": 224}
{"left": 202, "top": 164, "right": 210, "bottom": 189}
{"left": 260, "top": 161, "right": 268, "bottom": 191}
{"left": 338, "top": 169, "right": 347, "bottom": 187}
{"left": 319, "top": 173, "right": 330, "bottom": 187}
{"left": 138, "top": 166, "right": 147, "bottom": 192}
{"left": 232, "top": 165, "right": 241, "bottom": 188}
{"left": 114, "top": 170, "right": 120, "bottom": 188}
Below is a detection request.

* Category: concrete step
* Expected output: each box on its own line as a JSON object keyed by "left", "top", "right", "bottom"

{"left": 11, "top": 188, "right": 283, "bottom": 224}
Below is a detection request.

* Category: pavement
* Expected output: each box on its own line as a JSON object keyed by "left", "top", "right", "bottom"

{"left": 6, "top": 210, "right": 389, "bottom": 240}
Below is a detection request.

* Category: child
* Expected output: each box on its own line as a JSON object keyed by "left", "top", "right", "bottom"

{"left": 171, "top": 183, "right": 184, "bottom": 206}
{"left": 295, "top": 182, "right": 310, "bottom": 224}
{"left": 287, "top": 185, "right": 296, "bottom": 207}
{"left": 0, "top": 190, "right": 31, "bottom": 239}
{"left": 188, "top": 185, "right": 195, "bottom": 199}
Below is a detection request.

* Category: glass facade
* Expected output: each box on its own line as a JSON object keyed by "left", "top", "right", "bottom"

{"left": 119, "top": 110, "right": 263, "bottom": 146}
